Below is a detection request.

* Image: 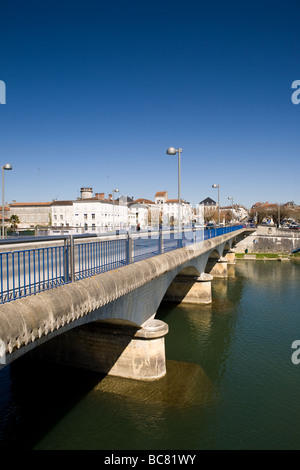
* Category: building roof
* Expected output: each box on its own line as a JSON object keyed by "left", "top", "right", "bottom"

{"left": 10, "top": 202, "right": 51, "bottom": 207}
{"left": 116, "top": 196, "right": 135, "bottom": 203}
{"left": 155, "top": 191, "right": 168, "bottom": 197}
{"left": 284, "top": 201, "right": 296, "bottom": 207}
{"left": 199, "top": 197, "right": 217, "bottom": 205}
{"left": 251, "top": 202, "right": 278, "bottom": 209}
{"left": 51, "top": 200, "right": 74, "bottom": 206}
{"left": 134, "top": 198, "right": 155, "bottom": 204}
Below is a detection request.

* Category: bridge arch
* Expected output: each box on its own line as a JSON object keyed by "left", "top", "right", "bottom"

{"left": 223, "top": 241, "right": 232, "bottom": 254}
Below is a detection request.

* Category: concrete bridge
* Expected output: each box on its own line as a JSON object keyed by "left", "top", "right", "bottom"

{"left": 0, "top": 227, "right": 250, "bottom": 380}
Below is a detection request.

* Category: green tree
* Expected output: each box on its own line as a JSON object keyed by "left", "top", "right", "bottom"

{"left": 9, "top": 214, "right": 20, "bottom": 232}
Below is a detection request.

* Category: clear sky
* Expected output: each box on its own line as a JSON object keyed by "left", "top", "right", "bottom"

{"left": 0, "top": 0, "right": 299, "bottom": 209}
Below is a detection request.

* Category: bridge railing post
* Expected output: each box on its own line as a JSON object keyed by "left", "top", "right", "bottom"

{"left": 126, "top": 233, "right": 133, "bottom": 264}
{"left": 159, "top": 229, "right": 163, "bottom": 254}
{"left": 69, "top": 235, "right": 75, "bottom": 282}
{"left": 63, "top": 238, "right": 69, "bottom": 283}
{"left": 193, "top": 227, "right": 196, "bottom": 244}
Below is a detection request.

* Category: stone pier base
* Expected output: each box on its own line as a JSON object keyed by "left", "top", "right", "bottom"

{"left": 30, "top": 318, "right": 169, "bottom": 381}
{"left": 163, "top": 273, "right": 213, "bottom": 304}
{"left": 224, "top": 250, "right": 236, "bottom": 265}
{"left": 205, "top": 257, "right": 228, "bottom": 278}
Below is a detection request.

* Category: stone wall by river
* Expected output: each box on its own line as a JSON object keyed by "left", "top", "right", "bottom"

{"left": 235, "top": 226, "right": 300, "bottom": 254}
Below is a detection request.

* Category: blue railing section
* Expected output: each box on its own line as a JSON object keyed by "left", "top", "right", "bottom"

{"left": 75, "top": 238, "right": 127, "bottom": 280}
{"left": 0, "top": 225, "right": 243, "bottom": 304}
{"left": 0, "top": 245, "right": 68, "bottom": 303}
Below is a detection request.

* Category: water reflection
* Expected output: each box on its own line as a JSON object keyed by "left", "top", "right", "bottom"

{"left": 96, "top": 360, "right": 214, "bottom": 410}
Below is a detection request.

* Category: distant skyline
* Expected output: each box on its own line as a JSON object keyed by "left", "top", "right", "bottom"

{"left": 1, "top": 0, "right": 300, "bottom": 209}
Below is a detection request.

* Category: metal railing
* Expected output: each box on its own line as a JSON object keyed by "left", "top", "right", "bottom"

{"left": 0, "top": 225, "right": 243, "bottom": 304}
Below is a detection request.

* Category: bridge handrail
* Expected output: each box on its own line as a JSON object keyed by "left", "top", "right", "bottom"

{"left": 0, "top": 224, "right": 244, "bottom": 246}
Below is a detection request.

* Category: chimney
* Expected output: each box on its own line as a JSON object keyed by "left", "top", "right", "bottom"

{"left": 80, "top": 187, "right": 93, "bottom": 200}
{"left": 95, "top": 192, "right": 105, "bottom": 200}
{"left": 108, "top": 194, "right": 112, "bottom": 201}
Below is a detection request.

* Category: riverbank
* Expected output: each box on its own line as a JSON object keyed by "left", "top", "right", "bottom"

{"left": 235, "top": 225, "right": 300, "bottom": 254}
{"left": 235, "top": 252, "right": 300, "bottom": 261}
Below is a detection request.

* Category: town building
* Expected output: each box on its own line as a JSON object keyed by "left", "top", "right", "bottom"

{"left": 199, "top": 197, "right": 218, "bottom": 208}
{"left": 154, "top": 191, "right": 194, "bottom": 227}
{"left": 199, "top": 197, "right": 218, "bottom": 222}
{"left": 9, "top": 188, "right": 197, "bottom": 234}
{"left": 0, "top": 205, "right": 11, "bottom": 235}
{"left": 9, "top": 202, "right": 51, "bottom": 228}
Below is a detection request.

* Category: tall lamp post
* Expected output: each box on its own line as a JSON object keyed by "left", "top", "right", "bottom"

{"left": 112, "top": 188, "right": 119, "bottom": 231}
{"left": 2, "top": 163, "right": 12, "bottom": 239}
{"left": 212, "top": 183, "right": 220, "bottom": 226}
{"left": 166, "top": 147, "right": 182, "bottom": 231}
{"left": 228, "top": 196, "right": 233, "bottom": 224}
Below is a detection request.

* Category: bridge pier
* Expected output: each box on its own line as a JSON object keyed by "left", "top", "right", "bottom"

{"left": 224, "top": 249, "right": 236, "bottom": 265}
{"left": 163, "top": 273, "right": 213, "bottom": 304}
{"left": 205, "top": 256, "right": 228, "bottom": 278}
{"left": 31, "top": 318, "right": 169, "bottom": 381}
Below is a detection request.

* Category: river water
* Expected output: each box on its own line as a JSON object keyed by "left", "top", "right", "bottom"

{"left": 1, "top": 259, "right": 300, "bottom": 450}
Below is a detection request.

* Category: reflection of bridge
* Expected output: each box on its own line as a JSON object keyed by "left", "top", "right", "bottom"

{"left": 0, "top": 226, "right": 251, "bottom": 381}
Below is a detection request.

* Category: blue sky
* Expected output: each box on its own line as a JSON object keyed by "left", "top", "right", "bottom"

{"left": 0, "top": 0, "right": 299, "bottom": 209}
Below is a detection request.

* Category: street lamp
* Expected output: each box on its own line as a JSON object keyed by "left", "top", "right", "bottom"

{"left": 166, "top": 147, "right": 182, "bottom": 231}
{"left": 228, "top": 196, "right": 233, "bottom": 224}
{"left": 2, "top": 164, "right": 12, "bottom": 239}
{"left": 212, "top": 183, "right": 220, "bottom": 225}
{"left": 112, "top": 188, "right": 119, "bottom": 231}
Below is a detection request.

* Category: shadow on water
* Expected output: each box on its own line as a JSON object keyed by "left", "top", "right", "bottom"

{"left": 0, "top": 353, "right": 214, "bottom": 449}
{"left": 0, "top": 358, "right": 105, "bottom": 449}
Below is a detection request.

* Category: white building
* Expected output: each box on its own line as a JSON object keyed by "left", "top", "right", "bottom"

{"left": 234, "top": 205, "right": 248, "bottom": 221}
{"left": 133, "top": 198, "right": 160, "bottom": 229}
{"left": 154, "top": 191, "right": 193, "bottom": 227}
{"left": 9, "top": 187, "right": 197, "bottom": 235}
{"left": 51, "top": 195, "right": 130, "bottom": 233}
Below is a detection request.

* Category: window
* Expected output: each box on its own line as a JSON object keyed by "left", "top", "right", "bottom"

{"left": 84, "top": 214, "right": 88, "bottom": 220}
{"left": 92, "top": 213, "right": 95, "bottom": 220}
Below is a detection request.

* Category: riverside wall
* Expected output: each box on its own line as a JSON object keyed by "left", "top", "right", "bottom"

{"left": 235, "top": 226, "right": 300, "bottom": 254}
